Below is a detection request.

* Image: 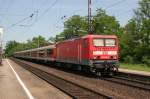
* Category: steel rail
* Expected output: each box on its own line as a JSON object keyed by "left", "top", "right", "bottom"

{"left": 13, "top": 58, "right": 112, "bottom": 99}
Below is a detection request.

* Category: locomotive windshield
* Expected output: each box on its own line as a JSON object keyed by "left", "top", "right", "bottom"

{"left": 105, "top": 39, "right": 116, "bottom": 46}
{"left": 93, "top": 39, "right": 104, "bottom": 46}
{"left": 93, "top": 38, "right": 116, "bottom": 47}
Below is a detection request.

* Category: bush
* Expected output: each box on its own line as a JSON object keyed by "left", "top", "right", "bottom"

{"left": 124, "top": 55, "right": 134, "bottom": 64}
{"left": 142, "top": 56, "right": 150, "bottom": 66}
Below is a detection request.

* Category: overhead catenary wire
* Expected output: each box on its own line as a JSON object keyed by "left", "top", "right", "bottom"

{"left": 32, "top": 0, "right": 58, "bottom": 25}
{"left": 93, "top": 0, "right": 133, "bottom": 19}
{"left": 4, "top": 0, "right": 139, "bottom": 38}
{"left": 5, "top": 0, "right": 58, "bottom": 32}
{"left": 21, "top": 0, "right": 59, "bottom": 31}
{"left": 54, "top": 9, "right": 84, "bottom": 30}
{"left": 105, "top": 0, "right": 126, "bottom": 10}
{"left": 11, "top": 0, "right": 59, "bottom": 38}
{"left": 6, "top": 13, "right": 35, "bottom": 31}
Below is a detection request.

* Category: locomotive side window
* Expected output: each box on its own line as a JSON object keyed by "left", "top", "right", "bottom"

{"left": 105, "top": 39, "right": 116, "bottom": 46}
{"left": 93, "top": 39, "right": 104, "bottom": 46}
{"left": 84, "top": 39, "right": 88, "bottom": 48}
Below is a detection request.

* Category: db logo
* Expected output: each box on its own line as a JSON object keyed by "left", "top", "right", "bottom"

{"left": 103, "top": 51, "right": 108, "bottom": 54}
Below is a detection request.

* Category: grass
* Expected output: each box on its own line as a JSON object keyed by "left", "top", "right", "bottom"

{"left": 120, "top": 63, "right": 150, "bottom": 72}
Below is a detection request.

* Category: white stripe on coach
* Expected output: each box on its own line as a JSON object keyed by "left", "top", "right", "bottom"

{"left": 6, "top": 59, "right": 34, "bottom": 99}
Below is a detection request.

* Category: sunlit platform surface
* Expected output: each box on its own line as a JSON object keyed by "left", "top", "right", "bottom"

{"left": 0, "top": 59, "right": 71, "bottom": 99}
{"left": 119, "top": 68, "right": 150, "bottom": 76}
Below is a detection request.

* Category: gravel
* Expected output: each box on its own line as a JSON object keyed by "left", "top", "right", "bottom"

{"left": 13, "top": 59, "right": 150, "bottom": 99}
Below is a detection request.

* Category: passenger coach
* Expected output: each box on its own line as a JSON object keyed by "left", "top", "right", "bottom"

{"left": 14, "top": 45, "right": 56, "bottom": 62}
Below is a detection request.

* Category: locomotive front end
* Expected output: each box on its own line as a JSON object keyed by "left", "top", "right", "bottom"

{"left": 90, "top": 35, "right": 119, "bottom": 75}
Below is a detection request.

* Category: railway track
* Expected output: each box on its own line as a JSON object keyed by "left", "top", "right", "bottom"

{"left": 12, "top": 58, "right": 150, "bottom": 99}
{"left": 99, "top": 71, "right": 150, "bottom": 91}
{"left": 117, "top": 72, "right": 150, "bottom": 84}
{"left": 13, "top": 59, "right": 112, "bottom": 99}
{"left": 103, "top": 75, "right": 150, "bottom": 91}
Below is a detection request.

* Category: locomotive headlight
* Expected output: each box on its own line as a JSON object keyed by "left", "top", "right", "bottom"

{"left": 113, "top": 56, "right": 117, "bottom": 59}
{"left": 93, "top": 51, "right": 103, "bottom": 55}
{"left": 94, "top": 56, "right": 97, "bottom": 59}
{"left": 108, "top": 51, "right": 117, "bottom": 55}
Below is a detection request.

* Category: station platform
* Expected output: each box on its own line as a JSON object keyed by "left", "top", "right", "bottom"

{"left": 0, "top": 59, "right": 71, "bottom": 99}
{"left": 119, "top": 68, "right": 150, "bottom": 76}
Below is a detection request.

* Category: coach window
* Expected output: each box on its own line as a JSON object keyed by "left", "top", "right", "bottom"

{"left": 84, "top": 39, "right": 88, "bottom": 48}
{"left": 47, "top": 48, "right": 53, "bottom": 54}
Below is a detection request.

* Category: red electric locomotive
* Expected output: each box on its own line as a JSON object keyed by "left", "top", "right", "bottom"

{"left": 56, "top": 34, "right": 119, "bottom": 75}
{"left": 14, "top": 34, "right": 119, "bottom": 75}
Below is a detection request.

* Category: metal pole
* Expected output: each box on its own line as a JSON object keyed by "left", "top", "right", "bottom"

{"left": 88, "top": 0, "right": 92, "bottom": 34}
{"left": 38, "top": 38, "right": 39, "bottom": 48}
{"left": 0, "top": 27, "right": 3, "bottom": 64}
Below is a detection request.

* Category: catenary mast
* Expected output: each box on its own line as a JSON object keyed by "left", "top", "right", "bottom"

{"left": 88, "top": 0, "right": 92, "bottom": 34}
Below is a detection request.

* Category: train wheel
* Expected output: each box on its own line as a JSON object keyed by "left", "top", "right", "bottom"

{"left": 77, "top": 65, "right": 82, "bottom": 71}
{"left": 109, "top": 72, "right": 114, "bottom": 76}
{"left": 96, "top": 72, "right": 102, "bottom": 76}
{"left": 81, "top": 66, "right": 90, "bottom": 73}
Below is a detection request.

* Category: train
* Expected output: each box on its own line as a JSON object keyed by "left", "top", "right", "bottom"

{"left": 14, "top": 34, "right": 119, "bottom": 76}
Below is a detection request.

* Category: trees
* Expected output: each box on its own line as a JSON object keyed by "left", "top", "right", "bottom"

{"left": 48, "top": 37, "right": 56, "bottom": 44}
{"left": 56, "top": 9, "right": 120, "bottom": 41}
{"left": 31, "top": 35, "right": 47, "bottom": 47}
{"left": 93, "top": 9, "right": 120, "bottom": 35}
{"left": 5, "top": 0, "right": 150, "bottom": 65}
{"left": 5, "top": 35, "right": 48, "bottom": 57}
{"left": 60, "top": 15, "right": 88, "bottom": 39}
{"left": 5, "top": 41, "right": 20, "bottom": 56}
{"left": 124, "top": 0, "right": 150, "bottom": 64}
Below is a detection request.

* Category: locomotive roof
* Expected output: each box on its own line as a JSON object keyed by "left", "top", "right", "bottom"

{"left": 15, "top": 45, "right": 55, "bottom": 54}
{"left": 56, "top": 34, "right": 117, "bottom": 43}
{"left": 82, "top": 34, "right": 117, "bottom": 38}
{"left": 15, "top": 35, "right": 117, "bottom": 54}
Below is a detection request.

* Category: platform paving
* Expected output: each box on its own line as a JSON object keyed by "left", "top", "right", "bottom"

{"left": 0, "top": 59, "right": 28, "bottom": 99}
{"left": 119, "top": 68, "right": 150, "bottom": 76}
{"left": 0, "top": 59, "right": 72, "bottom": 99}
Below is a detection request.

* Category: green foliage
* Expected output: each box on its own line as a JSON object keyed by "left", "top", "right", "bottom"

{"left": 48, "top": 37, "right": 56, "bottom": 43}
{"left": 5, "top": 41, "right": 20, "bottom": 56}
{"left": 93, "top": 9, "right": 120, "bottom": 35}
{"left": 120, "top": 63, "right": 150, "bottom": 72}
{"left": 61, "top": 15, "right": 88, "bottom": 39}
{"left": 5, "top": 35, "right": 48, "bottom": 57}
{"left": 142, "top": 56, "right": 150, "bottom": 66}
{"left": 124, "top": 55, "right": 134, "bottom": 64}
{"left": 32, "top": 35, "right": 47, "bottom": 47}
{"left": 56, "top": 9, "right": 120, "bottom": 41}
{"left": 5, "top": 0, "right": 150, "bottom": 67}
{"left": 124, "top": 0, "right": 150, "bottom": 65}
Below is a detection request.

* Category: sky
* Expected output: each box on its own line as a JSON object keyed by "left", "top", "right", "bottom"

{"left": 0, "top": 0, "right": 139, "bottom": 47}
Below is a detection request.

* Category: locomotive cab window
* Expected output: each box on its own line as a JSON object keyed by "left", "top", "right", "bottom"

{"left": 105, "top": 39, "right": 116, "bottom": 46}
{"left": 93, "top": 38, "right": 104, "bottom": 46}
{"left": 84, "top": 39, "right": 88, "bottom": 48}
